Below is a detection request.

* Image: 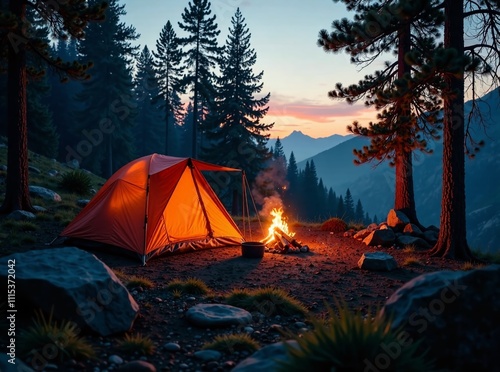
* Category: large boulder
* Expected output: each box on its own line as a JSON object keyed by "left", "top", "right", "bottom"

{"left": 380, "top": 265, "right": 500, "bottom": 371}
{"left": 362, "top": 229, "right": 396, "bottom": 247}
{"left": 403, "top": 223, "right": 423, "bottom": 236}
{"left": 29, "top": 185, "right": 61, "bottom": 202}
{"left": 186, "top": 304, "right": 252, "bottom": 328}
{"left": 353, "top": 228, "right": 371, "bottom": 240}
{"left": 423, "top": 229, "right": 439, "bottom": 244}
{"left": 233, "top": 341, "right": 298, "bottom": 372}
{"left": 358, "top": 252, "right": 398, "bottom": 271}
{"left": 0, "top": 247, "right": 139, "bottom": 336}
{"left": 396, "top": 235, "right": 431, "bottom": 249}
{"left": 386, "top": 209, "right": 410, "bottom": 231}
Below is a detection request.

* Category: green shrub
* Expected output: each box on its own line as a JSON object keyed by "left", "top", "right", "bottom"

{"left": 278, "top": 303, "right": 434, "bottom": 372}
{"left": 118, "top": 333, "right": 155, "bottom": 355}
{"left": 60, "top": 170, "right": 92, "bottom": 195}
{"left": 320, "top": 218, "right": 347, "bottom": 233}
{"left": 203, "top": 333, "right": 260, "bottom": 353}
{"left": 18, "top": 310, "right": 95, "bottom": 361}
{"left": 225, "top": 287, "right": 307, "bottom": 316}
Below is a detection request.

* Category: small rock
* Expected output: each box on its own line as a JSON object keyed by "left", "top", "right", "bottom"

{"left": 206, "top": 361, "right": 219, "bottom": 370}
{"left": 353, "top": 228, "right": 371, "bottom": 240}
{"left": 194, "top": 350, "right": 221, "bottom": 361}
{"left": 6, "top": 210, "right": 36, "bottom": 220}
{"left": 223, "top": 361, "right": 236, "bottom": 369}
{"left": 358, "top": 252, "right": 398, "bottom": 271}
{"left": 0, "top": 165, "right": 7, "bottom": 171}
{"left": 33, "top": 205, "right": 47, "bottom": 212}
{"left": 48, "top": 169, "right": 59, "bottom": 177}
{"left": 185, "top": 303, "right": 252, "bottom": 328}
{"left": 77, "top": 199, "right": 90, "bottom": 207}
{"left": 29, "top": 185, "right": 62, "bottom": 202}
{"left": 109, "top": 355, "right": 124, "bottom": 364}
{"left": 294, "top": 321, "right": 307, "bottom": 329}
{"left": 164, "top": 342, "right": 181, "bottom": 352}
{"left": 300, "top": 245, "right": 309, "bottom": 252}
{"left": 118, "top": 361, "right": 156, "bottom": 372}
{"left": 179, "top": 364, "right": 189, "bottom": 369}
{"left": 186, "top": 296, "right": 196, "bottom": 302}
{"left": 244, "top": 326, "right": 254, "bottom": 333}
{"left": 28, "top": 165, "right": 41, "bottom": 174}
{"left": 67, "top": 159, "right": 80, "bottom": 169}
{"left": 269, "top": 324, "right": 282, "bottom": 332}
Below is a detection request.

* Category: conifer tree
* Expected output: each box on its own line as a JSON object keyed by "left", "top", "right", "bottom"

{"left": 327, "top": 188, "right": 337, "bottom": 217}
{"left": 203, "top": 7, "right": 272, "bottom": 182}
{"left": 178, "top": 0, "right": 222, "bottom": 158}
{"left": 337, "top": 195, "right": 345, "bottom": 219}
{"left": 318, "top": 1, "right": 443, "bottom": 226}
{"left": 153, "top": 21, "right": 184, "bottom": 155}
{"left": 73, "top": 0, "right": 138, "bottom": 177}
{"left": 344, "top": 188, "right": 355, "bottom": 222}
{"left": 355, "top": 199, "right": 365, "bottom": 224}
{"left": 133, "top": 46, "right": 163, "bottom": 157}
{"left": 0, "top": 0, "right": 106, "bottom": 213}
{"left": 284, "top": 151, "right": 299, "bottom": 217}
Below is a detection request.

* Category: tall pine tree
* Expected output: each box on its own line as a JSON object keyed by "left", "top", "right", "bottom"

{"left": 133, "top": 46, "right": 164, "bottom": 157}
{"left": 72, "top": 0, "right": 138, "bottom": 177}
{"left": 178, "top": 0, "right": 222, "bottom": 158}
{"left": 0, "top": 0, "right": 106, "bottom": 212}
{"left": 153, "top": 20, "right": 184, "bottom": 155}
{"left": 203, "top": 7, "right": 272, "bottom": 182}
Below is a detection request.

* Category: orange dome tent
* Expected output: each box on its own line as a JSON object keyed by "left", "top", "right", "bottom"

{"left": 61, "top": 154, "right": 243, "bottom": 264}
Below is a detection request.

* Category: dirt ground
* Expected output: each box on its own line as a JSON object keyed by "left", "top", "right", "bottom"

{"left": 62, "top": 222, "right": 461, "bottom": 372}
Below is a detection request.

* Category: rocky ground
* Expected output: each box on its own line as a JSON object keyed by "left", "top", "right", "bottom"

{"left": 19, "top": 222, "right": 461, "bottom": 372}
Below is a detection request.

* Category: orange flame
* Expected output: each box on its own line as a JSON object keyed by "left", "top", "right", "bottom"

{"left": 262, "top": 207, "right": 295, "bottom": 244}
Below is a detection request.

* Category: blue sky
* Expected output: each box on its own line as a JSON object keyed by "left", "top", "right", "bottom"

{"left": 122, "top": 0, "right": 379, "bottom": 138}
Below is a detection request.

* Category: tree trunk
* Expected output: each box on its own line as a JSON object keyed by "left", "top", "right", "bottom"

{"left": 0, "top": 0, "right": 34, "bottom": 213}
{"left": 394, "top": 22, "right": 421, "bottom": 227}
{"left": 431, "top": 0, "right": 473, "bottom": 259}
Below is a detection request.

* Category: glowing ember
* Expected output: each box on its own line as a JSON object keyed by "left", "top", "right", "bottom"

{"left": 263, "top": 207, "right": 295, "bottom": 243}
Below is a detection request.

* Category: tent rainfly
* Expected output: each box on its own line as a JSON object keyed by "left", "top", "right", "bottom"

{"left": 61, "top": 154, "right": 243, "bottom": 264}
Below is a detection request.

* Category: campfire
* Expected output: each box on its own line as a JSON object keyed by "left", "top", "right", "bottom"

{"left": 261, "top": 208, "right": 309, "bottom": 253}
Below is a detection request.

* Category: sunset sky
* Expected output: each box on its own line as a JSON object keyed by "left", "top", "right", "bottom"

{"left": 123, "top": 0, "right": 381, "bottom": 138}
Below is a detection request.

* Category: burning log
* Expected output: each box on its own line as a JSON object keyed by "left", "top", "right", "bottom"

{"left": 274, "top": 227, "right": 302, "bottom": 248}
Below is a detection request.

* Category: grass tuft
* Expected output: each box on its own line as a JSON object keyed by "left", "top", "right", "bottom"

{"left": 403, "top": 245, "right": 417, "bottom": 253}
{"left": 403, "top": 256, "right": 424, "bottom": 266}
{"left": 278, "top": 301, "right": 434, "bottom": 372}
{"left": 118, "top": 333, "right": 155, "bottom": 355}
{"left": 225, "top": 287, "right": 307, "bottom": 316}
{"left": 60, "top": 170, "right": 93, "bottom": 195}
{"left": 18, "top": 309, "right": 95, "bottom": 361}
{"left": 460, "top": 261, "right": 486, "bottom": 271}
{"left": 126, "top": 275, "right": 154, "bottom": 289}
{"left": 203, "top": 333, "right": 260, "bottom": 353}
{"left": 167, "top": 277, "right": 211, "bottom": 295}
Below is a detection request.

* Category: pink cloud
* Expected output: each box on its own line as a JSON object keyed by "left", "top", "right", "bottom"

{"left": 267, "top": 95, "right": 370, "bottom": 123}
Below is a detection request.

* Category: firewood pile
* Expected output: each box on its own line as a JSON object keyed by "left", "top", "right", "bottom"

{"left": 261, "top": 226, "right": 310, "bottom": 254}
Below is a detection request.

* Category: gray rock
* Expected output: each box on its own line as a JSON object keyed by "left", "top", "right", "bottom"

{"left": 358, "top": 252, "right": 398, "bottom": 271}
{"left": 403, "top": 223, "right": 423, "bottom": 236}
{"left": 0, "top": 353, "right": 34, "bottom": 372}
{"left": 426, "top": 224, "right": 440, "bottom": 232}
{"left": 118, "top": 361, "right": 156, "bottom": 372}
{"left": 387, "top": 209, "right": 410, "bottom": 231}
{"left": 243, "top": 326, "right": 254, "bottom": 333}
{"left": 185, "top": 304, "right": 252, "bottom": 328}
{"left": 109, "top": 355, "right": 124, "bottom": 364}
{"left": 194, "top": 350, "right": 221, "bottom": 361}
{"left": 28, "top": 165, "right": 41, "bottom": 174}
{"left": 29, "top": 185, "right": 62, "bottom": 202}
{"left": 354, "top": 228, "right": 371, "bottom": 240}
{"left": 0, "top": 164, "right": 7, "bottom": 171}
{"left": 380, "top": 265, "right": 500, "bottom": 370}
{"left": 28, "top": 165, "right": 42, "bottom": 174}
{"left": 423, "top": 229, "right": 439, "bottom": 244}
{"left": 233, "top": 341, "right": 298, "bottom": 372}
{"left": 0, "top": 247, "right": 139, "bottom": 336}
{"left": 66, "top": 159, "right": 80, "bottom": 169}
{"left": 33, "top": 205, "right": 47, "bottom": 213}
{"left": 362, "top": 229, "right": 396, "bottom": 247}
{"left": 396, "top": 235, "right": 431, "bottom": 249}
{"left": 48, "top": 169, "right": 59, "bottom": 177}
{"left": 6, "top": 210, "right": 36, "bottom": 220}
{"left": 77, "top": 199, "right": 90, "bottom": 207}
{"left": 164, "top": 342, "right": 181, "bottom": 352}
